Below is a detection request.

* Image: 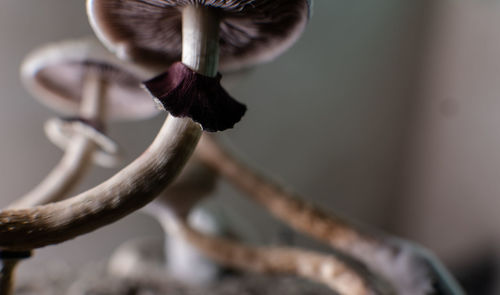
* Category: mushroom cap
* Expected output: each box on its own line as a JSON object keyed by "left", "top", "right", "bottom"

{"left": 21, "top": 37, "right": 160, "bottom": 121}
{"left": 44, "top": 117, "right": 121, "bottom": 168}
{"left": 86, "top": 0, "right": 311, "bottom": 72}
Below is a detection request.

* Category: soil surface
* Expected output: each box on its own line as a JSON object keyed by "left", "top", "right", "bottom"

{"left": 16, "top": 263, "right": 336, "bottom": 295}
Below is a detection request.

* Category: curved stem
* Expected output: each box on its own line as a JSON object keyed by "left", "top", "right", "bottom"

{"left": 167, "top": 213, "right": 380, "bottom": 295}
{"left": 0, "top": 115, "right": 201, "bottom": 250}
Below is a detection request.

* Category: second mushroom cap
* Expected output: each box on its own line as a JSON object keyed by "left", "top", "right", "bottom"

{"left": 22, "top": 37, "right": 160, "bottom": 121}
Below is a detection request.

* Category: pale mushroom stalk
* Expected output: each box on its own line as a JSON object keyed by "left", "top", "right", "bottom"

{"left": 196, "top": 135, "right": 465, "bottom": 295}
{"left": 9, "top": 71, "right": 106, "bottom": 209}
{"left": 181, "top": 5, "right": 219, "bottom": 79}
{"left": 165, "top": 211, "right": 390, "bottom": 295}
{"left": 0, "top": 114, "right": 200, "bottom": 250}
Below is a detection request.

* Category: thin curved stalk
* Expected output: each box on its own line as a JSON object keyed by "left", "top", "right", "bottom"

{"left": 0, "top": 115, "right": 201, "bottom": 250}
{"left": 168, "top": 214, "right": 384, "bottom": 295}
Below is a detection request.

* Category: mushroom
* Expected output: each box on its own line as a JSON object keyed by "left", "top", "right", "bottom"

{"left": 21, "top": 37, "right": 158, "bottom": 122}
{"left": 11, "top": 37, "right": 159, "bottom": 209}
{"left": 0, "top": 0, "right": 311, "bottom": 292}
{"left": 0, "top": 0, "right": 237, "bottom": 266}
{"left": 87, "top": 0, "right": 310, "bottom": 131}
{"left": 0, "top": 0, "right": 310, "bottom": 274}
{"left": 83, "top": 2, "right": 463, "bottom": 293}
{"left": 194, "top": 135, "right": 466, "bottom": 295}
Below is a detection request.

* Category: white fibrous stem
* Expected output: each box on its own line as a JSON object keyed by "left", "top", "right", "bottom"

{"left": 0, "top": 115, "right": 201, "bottom": 250}
{"left": 9, "top": 71, "right": 106, "bottom": 209}
{"left": 182, "top": 5, "right": 220, "bottom": 77}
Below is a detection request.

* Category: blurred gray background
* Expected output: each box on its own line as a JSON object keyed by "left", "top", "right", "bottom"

{"left": 0, "top": 0, "right": 498, "bottom": 293}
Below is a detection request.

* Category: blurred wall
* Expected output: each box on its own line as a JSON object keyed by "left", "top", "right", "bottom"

{"left": 0, "top": 0, "right": 430, "bottom": 277}
{"left": 395, "top": 0, "right": 500, "bottom": 271}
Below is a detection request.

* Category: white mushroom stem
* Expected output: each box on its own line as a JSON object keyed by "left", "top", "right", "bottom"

{"left": 0, "top": 115, "right": 201, "bottom": 250}
{"left": 182, "top": 5, "right": 220, "bottom": 77}
{"left": 9, "top": 72, "right": 107, "bottom": 209}
{"left": 164, "top": 212, "right": 381, "bottom": 295}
